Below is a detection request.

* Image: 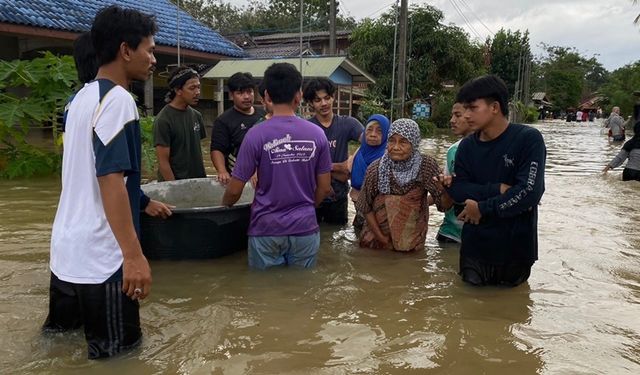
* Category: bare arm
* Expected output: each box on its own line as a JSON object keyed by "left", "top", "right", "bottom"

{"left": 156, "top": 145, "right": 175, "bottom": 181}
{"left": 211, "top": 150, "right": 230, "bottom": 184}
{"left": 222, "top": 177, "right": 246, "bottom": 207}
{"left": 315, "top": 172, "right": 332, "bottom": 207}
{"left": 331, "top": 160, "right": 350, "bottom": 182}
{"left": 98, "top": 173, "right": 151, "bottom": 300}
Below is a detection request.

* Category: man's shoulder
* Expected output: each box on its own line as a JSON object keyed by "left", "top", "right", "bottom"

{"left": 510, "top": 123, "right": 543, "bottom": 140}
{"left": 336, "top": 115, "right": 363, "bottom": 126}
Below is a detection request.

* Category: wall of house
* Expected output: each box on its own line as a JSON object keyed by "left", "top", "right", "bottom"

{"left": 0, "top": 35, "right": 19, "bottom": 60}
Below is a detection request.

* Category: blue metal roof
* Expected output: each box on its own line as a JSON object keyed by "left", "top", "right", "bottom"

{"left": 0, "top": 0, "right": 246, "bottom": 58}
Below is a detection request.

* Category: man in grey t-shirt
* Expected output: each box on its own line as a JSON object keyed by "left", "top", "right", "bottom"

{"left": 605, "top": 106, "right": 625, "bottom": 142}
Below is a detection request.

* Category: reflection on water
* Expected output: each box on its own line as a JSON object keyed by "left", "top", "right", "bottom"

{"left": 1, "top": 121, "right": 639, "bottom": 374}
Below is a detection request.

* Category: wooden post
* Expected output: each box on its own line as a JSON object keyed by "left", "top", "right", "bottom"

{"left": 217, "top": 78, "right": 224, "bottom": 117}
{"left": 349, "top": 85, "right": 354, "bottom": 117}
{"left": 144, "top": 74, "right": 154, "bottom": 116}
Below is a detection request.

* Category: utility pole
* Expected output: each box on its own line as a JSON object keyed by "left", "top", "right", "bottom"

{"left": 395, "top": 0, "right": 408, "bottom": 117}
{"left": 329, "top": 0, "right": 337, "bottom": 55}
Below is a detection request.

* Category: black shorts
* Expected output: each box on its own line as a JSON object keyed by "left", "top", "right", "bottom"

{"left": 316, "top": 197, "right": 348, "bottom": 225}
{"left": 622, "top": 168, "right": 640, "bottom": 181}
{"left": 42, "top": 272, "right": 142, "bottom": 359}
{"left": 459, "top": 255, "right": 532, "bottom": 287}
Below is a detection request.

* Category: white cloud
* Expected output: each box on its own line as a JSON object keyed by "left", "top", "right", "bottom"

{"left": 223, "top": 0, "right": 640, "bottom": 70}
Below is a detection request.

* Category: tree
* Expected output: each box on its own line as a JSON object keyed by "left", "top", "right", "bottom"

{"left": 533, "top": 45, "right": 607, "bottom": 111}
{"left": 171, "top": 0, "right": 355, "bottom": 35}
{"left": 349, "top": 4, "right": 484, "bottom": 118}
{"left": 488, "top": 29, "right": 531, "bottom": 100}
{"left": 598, "top": 61, "right": 640, "bottom": 116}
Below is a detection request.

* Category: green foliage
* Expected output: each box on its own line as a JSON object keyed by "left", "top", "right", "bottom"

{"left": 532, "top": 45, "right": 608, "bottom": 111}
{"left": 139, "top": 116, "right": 158, "bottom": 178}
{"left": 357, "top": 97, "right": 388, "bottom": 122}
{"left": 428, "top": 91, "right": 456, "bottom": 128}
{"left": 524, "top": 106, "right": 539, "bottom": 124}
{"left": 489, "top": 29, "right": 531, "bottom": 98}
{"left": 0, "top": 52, "right": 77, "bottom": 178}
{"left": 172, "top": 0, "right": 355, "bottom": 34}
{"left": 598, "top": 61, "right": 640, "bottom": 116}
{"left": 414, "top": 118, "right": 435, "bottom": 137}
{"left": 350, "top": 5, "right": 484, "bottom": 110}
{"left": 0, "top": 52, "right": 76, "bottom": 149}
{"left": 0, "top": 144, "right": 61, "bottom": 179}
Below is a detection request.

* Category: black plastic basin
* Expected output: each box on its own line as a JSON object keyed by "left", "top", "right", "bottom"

{"left": 140, "top": 178, "right": 254, "bottom": 260}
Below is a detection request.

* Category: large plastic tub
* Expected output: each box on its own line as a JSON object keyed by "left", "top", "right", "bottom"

{"left": 140, "top": 178, "right": 254, "bottom": 260}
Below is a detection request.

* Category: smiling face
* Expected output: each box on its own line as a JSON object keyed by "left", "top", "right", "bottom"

{"left": 364, "top": 121, "right": 383, "bottom": 146}
{"left": 387, "top": 133, "right": 413, "bottom": 161}
{"left": 176, "top": 77, "right": 201, "bottom": 107}
{"left": 124, "top": 35, "right": 156, "bottom": 81}
{"left": 450, "top": 103, "right": 472, "bottom": 137}
{"left": 310, "top": 89, "right": 334, "bottom": 117}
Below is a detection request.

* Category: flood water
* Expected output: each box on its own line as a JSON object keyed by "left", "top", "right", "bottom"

{"left": 1, "top": 121, "right": 639, "bottom": 374}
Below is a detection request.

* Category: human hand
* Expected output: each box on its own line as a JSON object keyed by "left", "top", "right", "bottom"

{"left": 144, "top": 199, "right": 174, "bottom": 219}
{"left": 457, "top": 199, "right": 481, "bottom": 225}
{"left": 432, "top": 173, "right": 453, "bottom": 190}
{"left": 499, "top": 183, "right": 512, "bottom": 194}
{"left": 217, "top": 172, "right": 231, "bottom": 185}
{"left": 123, "top": 253, "right": 152, "bottom": 300}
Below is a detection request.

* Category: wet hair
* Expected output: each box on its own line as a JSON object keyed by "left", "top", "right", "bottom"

{"left": 72, "top": 32, "right": 98, "bottom": 83}
{"left": 303, "top": 78, "right": 335, "bottom": 103}
{"left": 263, "top": 63, "right": 302, "bottom": 104}
{"left": 227, "top": 72, "right": 255, "bottom": 92}
{"left": 91, "top": 5, "right": 158, "bottom": 66}
{"left": 165, "top": 65, "right": 199, "bottom": 103}
{"left": 456, "top": 75, "right": 509, "bottom": 116}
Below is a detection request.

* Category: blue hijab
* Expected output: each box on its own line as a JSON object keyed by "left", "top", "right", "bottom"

{"left": 351, "top": 114, "right": 390, "bottom": 190}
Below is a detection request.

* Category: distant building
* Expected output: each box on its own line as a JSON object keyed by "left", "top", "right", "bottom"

{"left": 0, "top": 0, "right": 245, "bottom": 120}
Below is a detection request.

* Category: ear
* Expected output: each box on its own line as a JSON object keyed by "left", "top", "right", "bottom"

{"left": 264, "top": 90, "right": 273, "bottom": 104}
{"left": 120, "top": 42, "right": 132, "bottom": 62}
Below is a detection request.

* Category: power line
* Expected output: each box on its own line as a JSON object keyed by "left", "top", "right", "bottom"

{"left": 457, "top": 0, "right": 494, "bottom": 36}
{"left": 363, "top": 1, "right": 396, "bottom": 20}
{"left": 448, "top": 0, "right": 482, "bottom": 40}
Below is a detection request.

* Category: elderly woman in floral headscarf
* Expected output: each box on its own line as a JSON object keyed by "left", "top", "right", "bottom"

{"left": 356, "top": 119, "right": 452, "bottom": 251}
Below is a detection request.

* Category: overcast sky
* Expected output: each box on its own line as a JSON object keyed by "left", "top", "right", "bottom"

{"left": 225, "top": 0, "right": 640, "bottom": 71}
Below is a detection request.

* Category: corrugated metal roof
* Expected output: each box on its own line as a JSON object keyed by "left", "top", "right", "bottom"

{"left": 0, "top": 0, "right": 245, "bottom": 58}
{"left": 532, "top": 92, "right": 547, "bottom": 101}
{"left": 245, "top": 44, "right": 315, "bottom": 58}
{"left": 253, "top": 30, "right": 351, "bottom": 42}
{"left": 202, "top": 56, "right": 375, "bottom": 84}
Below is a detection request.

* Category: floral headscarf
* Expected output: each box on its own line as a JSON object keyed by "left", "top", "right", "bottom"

{"left": 377, "top": 118, "right": 423, "bottom": 194}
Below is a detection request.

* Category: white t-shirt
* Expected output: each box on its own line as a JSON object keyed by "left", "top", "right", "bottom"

{"left": 51, "top": 79, "right": 142, "bottom": 284}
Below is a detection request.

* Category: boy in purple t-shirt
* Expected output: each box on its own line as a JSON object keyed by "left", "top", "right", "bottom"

{"left": 222, "top": 63, "right": 332, "bottom": 269}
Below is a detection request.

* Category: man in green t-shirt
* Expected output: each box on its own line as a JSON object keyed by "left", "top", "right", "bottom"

{"left": 436, "top": 102, "right": 474, "bottom": 243}
{"left": 153, "top": 66, "right": 207, "bottom": 181}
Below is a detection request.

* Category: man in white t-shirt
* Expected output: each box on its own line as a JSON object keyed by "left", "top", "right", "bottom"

{"left": 44, "top": 5, "right": 171, "bottom": 359}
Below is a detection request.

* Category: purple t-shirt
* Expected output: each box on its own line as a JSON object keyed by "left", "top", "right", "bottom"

{"left": 232, "top": 115, "right": 332, "bottom": 236}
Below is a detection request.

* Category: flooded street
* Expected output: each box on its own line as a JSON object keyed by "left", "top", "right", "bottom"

{"left": 1, "top": 121, "right": 639, "bottom": 374}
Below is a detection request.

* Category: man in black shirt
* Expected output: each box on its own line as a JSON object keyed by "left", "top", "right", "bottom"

{"left": 210, "top": 72, "right": 265, "bottom": 184}
{"left": 446, "top": 75, "right": 546, "bottom": 287}
{"left": 304, "top": 78, "right": 363, "bottom": 225}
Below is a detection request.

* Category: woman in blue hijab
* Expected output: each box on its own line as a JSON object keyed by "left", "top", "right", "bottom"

{"left": 350, "top": 114, "right": 390, "bottom": 229}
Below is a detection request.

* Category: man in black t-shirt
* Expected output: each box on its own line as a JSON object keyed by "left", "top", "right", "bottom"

{"left": 153, "top": 66, "right": 207, "bottom": 181}
{"left": 304, "top": 78, "right": 363, "bottom": 225}
{"left": 210, "top": 72, "right": 265, "bottom": 184}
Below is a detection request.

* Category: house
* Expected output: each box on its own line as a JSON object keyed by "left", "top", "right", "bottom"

{"left": 531, "top": 92, "right": 553, "bottom": 109}
{"left": 203, "top": 56, "right": 375, "bottom": 118}
{"left": 0, "top": 0, "right": 245, "bottom": 121}
{"left": 251, "top": 30, "right": 352, "bottom": 56}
